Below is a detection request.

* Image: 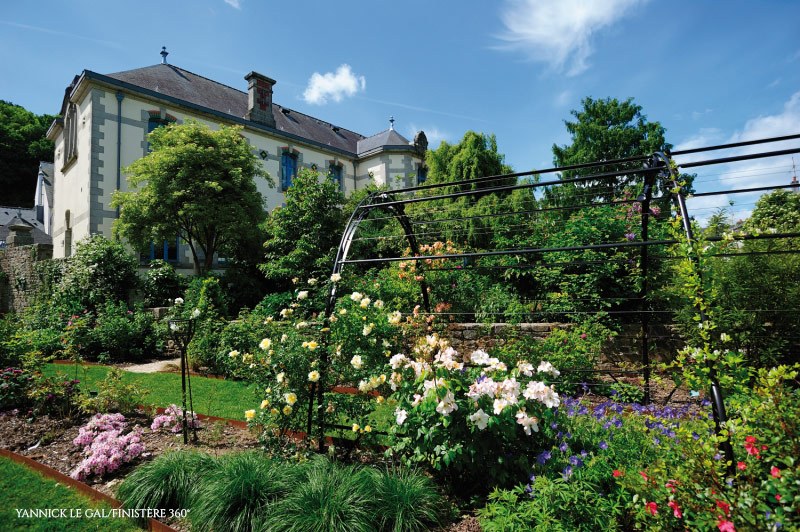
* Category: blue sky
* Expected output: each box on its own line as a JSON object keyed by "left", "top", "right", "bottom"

{"left": 2, "top": 0, "right": 799, "bottom": 221}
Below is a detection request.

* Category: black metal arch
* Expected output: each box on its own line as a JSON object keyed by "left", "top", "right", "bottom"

{"left": 307, "top": 133, "right": 800, "bottom": 455}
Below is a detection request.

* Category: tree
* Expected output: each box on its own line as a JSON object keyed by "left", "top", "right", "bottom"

{"left": 411, "top": 131, "right": 516, "bottom": 249}
{"left": 260, "top": 168, "right": 346, "bottom": 289}
{"left": 551, "top": 97, "right": 691, "bottom": 201}
{"left": 112, "top": 121, "right": 270, "bottom": 275}
{"left": 425, "top": 131, "right": 513, "bottom": 190}
{"left": 0, "top": 100, "right": 56, "bottom": 206}
{"left": 744, "top": 189, "right": 800, "bottom": 233}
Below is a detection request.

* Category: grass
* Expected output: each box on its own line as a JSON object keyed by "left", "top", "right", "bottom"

{"left": 0, "top": 456, "right": 140, "bottom": 531}
{"left": 116, "top": 451, "right": 446, "bottom": 532}
{"left": 42, "top": 363, "right": 257, "bottom": 420}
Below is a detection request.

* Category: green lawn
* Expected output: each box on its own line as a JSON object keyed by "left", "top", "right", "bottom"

{"left": 0, "top": 456, "right": 141, "bottom": 531}
{"left": 43, "top": 363, "right": 257, "bottom": 421}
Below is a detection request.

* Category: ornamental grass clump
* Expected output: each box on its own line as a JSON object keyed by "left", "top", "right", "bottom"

{"left": 366, "top": 466, "right": 443, "bottom": 532}
{"left": 263, "top": 456, "right": 373, "bottom": 532}
{"left": 117, "top": 451, "right": 215, "bottom": 519}
{"left": 190, "top": 451, "right": 290, "bottom": 532}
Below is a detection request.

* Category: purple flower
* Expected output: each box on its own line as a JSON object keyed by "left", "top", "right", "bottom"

{"left": 561, "top": 466, "right": 573, "bottom": 480}
{"left": 599, "top": 441, "right": 608, "bottom": 450}
{"left": 625, "top": 232, "right": 636, "bottom": 241}
{"left": 536, "top": 451, "right": 552, "bottom": 465}
{"left": 559, "top": 442, "right": 569, "bottom": 453}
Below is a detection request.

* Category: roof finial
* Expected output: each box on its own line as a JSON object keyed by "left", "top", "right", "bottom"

{"left": 160, "top": 46, "right": 169, "bottom": 64}
{"left": 389, "top": 116, "right": 395, "bottom": 130}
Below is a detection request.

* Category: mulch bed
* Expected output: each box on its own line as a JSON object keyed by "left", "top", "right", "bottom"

{"left": 0, "top": 411, "right": 260, "bottom": 500}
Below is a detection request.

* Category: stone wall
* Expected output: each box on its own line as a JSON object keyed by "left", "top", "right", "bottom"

{"left": 445, "top": 322, "right": 564, "bottom": 353}
{"left": 0, "top": 243, "right": 54, "bottom": 314}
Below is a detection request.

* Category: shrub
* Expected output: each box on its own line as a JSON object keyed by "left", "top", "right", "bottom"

{"left": 27, "top": 373, "right": 81, "bottom": 418}
{"left": 77, "top": 367, "right": 146, "bottom": 414}
{"left": 387, "top": 337, "right": 562, "bottom": 493}
{"left": 141, "top": 260, "right": 186, "bottom": 308}
{"left": 117, "top": 451, "right": 216, "bottom": 514}
{"left": 0, "top": 367, "right": 34, "bottom": 411}
{"left": 71, "top": 413, "right": 145, "bottom": 480}
{"left": 190, "top": 451, "right": 290, "bottom": 532}
{"left": 150, "top": 404, "right": 201, "bottom": 433}
{"left": 616, "top": 365, "right": 800, "bottom": 531}
{"left": 58, "top": 235, "right": 140, "bottom": 310}
{"left": 88, "top": 302, "right": 160, "bottom": 362}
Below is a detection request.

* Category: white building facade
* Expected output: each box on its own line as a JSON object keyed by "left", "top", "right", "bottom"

{"left": 47, "top": 51, "right": 428, "bottom": 267}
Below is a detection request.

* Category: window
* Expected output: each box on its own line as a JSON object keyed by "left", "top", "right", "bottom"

{"left": 146, "top": 112, "right": 176, "bottom": 151}
{"left": 329, "top": 163, "right": 343, "bottom": 191}
{"left": 63, "top": 103, "right": 78, "bottom": 166}
{"left": 141, "top": 238, "right": 179, "bottom": 264}
{"left": 416, "top": 165, "right": 428, "bottom": 185}
{"left": 281, "top": 152, "right": 297, "bottom": 190}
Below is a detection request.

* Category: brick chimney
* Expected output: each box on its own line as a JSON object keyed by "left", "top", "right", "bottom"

{"left": 245, "top": 72, "right": 276, "bottom": 128}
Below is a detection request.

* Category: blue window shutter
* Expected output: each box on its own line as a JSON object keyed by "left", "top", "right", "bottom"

{"left": 281, "top": 153, "right": 297, "bottom": 190}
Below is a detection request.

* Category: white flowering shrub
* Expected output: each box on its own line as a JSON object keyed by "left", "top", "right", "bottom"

{"left": 386, "top": 335, "right": 562, "bottom": 490}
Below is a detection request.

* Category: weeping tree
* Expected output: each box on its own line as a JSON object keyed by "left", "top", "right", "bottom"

{"left": 112, "top": 121, "right": 271, "bottom": 275}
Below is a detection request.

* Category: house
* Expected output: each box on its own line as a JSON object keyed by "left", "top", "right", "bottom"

{"left": 34, "top": 162, "right": 54, "bottom": 235}
{"left": 46, "top": 48, "right": 428, "bottom": 267}
{"left": 0, "top": 209, "right": 51, "bottom": 250}
{"left": 0, "top": 161, "right": 54, "bottom": 249}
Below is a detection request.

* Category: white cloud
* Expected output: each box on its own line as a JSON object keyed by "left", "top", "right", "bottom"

{"left": 554, "top": 90, "right": 572, "bottom": 107}
{"left": 303, "top": 64, "right": 366, "bottom": 105}
{"left": 675, "top": 91, "right": 800, "bottom": 224}
{"left": 223, "top": 0, "right": 241, "bottom": 9}
{"left": 494, "top": 0, "right": 648, "bottom": 76}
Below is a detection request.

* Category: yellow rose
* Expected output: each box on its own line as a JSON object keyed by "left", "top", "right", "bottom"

{"left": 245, "top": 409, "right": 256, "bottom": 420}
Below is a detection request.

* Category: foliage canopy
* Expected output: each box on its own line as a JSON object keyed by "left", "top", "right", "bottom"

{"left": 0, "top": 100, "right": 56, "bottom": 207}
{"left": 112, "top": 121, "right": 270, "bottom": 275}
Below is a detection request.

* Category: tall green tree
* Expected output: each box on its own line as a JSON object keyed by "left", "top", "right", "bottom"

{"left": 0, "top": 100, "right": 56, "bottom": 206}
{"left": 112, "top": 121, "right": 270, "bottom": 275}
{"left": 260, "top": 168, "right": 346, "bottom": 289}
{"left": 411, "top": 131, "right": 516, "bottom": 249}
{"left": 551, "top": 97, "right": 690, "bottom": 202}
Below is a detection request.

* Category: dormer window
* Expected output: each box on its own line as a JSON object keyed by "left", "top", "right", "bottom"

{"left": 63, "top": 103, "right": 78, "bottom": 166}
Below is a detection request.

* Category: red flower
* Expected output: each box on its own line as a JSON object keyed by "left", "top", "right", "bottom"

{"left": 737, "top": 461, "right": 747, "bottom": 471}
{"left": 771, "top": 466, "right": 781, "bottom": 478}
{"left": 668, "top": 500, "right": 682, "bottom": 519}
{"left": 612, "top": 469, "right": 623, "bottom": 478}
{"left": 717, "top": 518, "right": 736, "bottom": 532}
{"left": 776, "top": 494, "right": 782, "bottom": 502}
{"left": 744, "top": 436, "right": 756, "bottom": 444}
{"left": 716, "top": 499, "right": 731, "bottom": 516}
{"left": 646, "top": 502, "right": 658, "bottom": 516}
{"left": 639, "top": 471, "right": 649, "bottom": 482}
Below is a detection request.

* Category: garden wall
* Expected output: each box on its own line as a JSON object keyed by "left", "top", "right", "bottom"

{"left": 445, "top": 322, "right": 561, "bottom": 353}
{"left": 0, "top": 243, "right": 53, "bottom": 314}
{"left": 445, "top": 322, "right": 681, "bottom": 364}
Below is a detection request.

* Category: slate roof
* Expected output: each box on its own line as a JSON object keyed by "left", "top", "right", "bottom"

{"left": 104, "top": 64, "right": 366, "bottom": 155}
{"left": 357, "top": 129, "right": 412, "bottom": 156}
{"left": 0, "top": 207, "right": 51, "bottom": 247}
{"left": 39, "top": 162, "right": 54, "bottom": 206}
